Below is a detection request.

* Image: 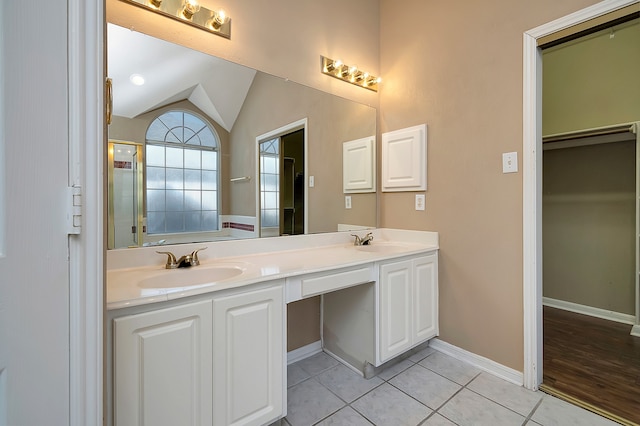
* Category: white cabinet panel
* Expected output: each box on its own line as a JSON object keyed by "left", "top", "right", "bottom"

{"left": 114, "top": 300, "right": 213, "bottom": 426}
{"left": 414, "top": 254, "right": 439, "bottom": 342}
{"left": 381, "top": 124, "right": 426, "bottom": 192}
{"left": 379, "top": 260, "right": 413, "bottom": 361}
{"left": 343, "top": 136, "right": 376, "bottom": 193}
{"left": 378, "top": 253, "right": 438, "bottom": 363}
{"left": 213, "top": 285, "right": 284, "bottom": 426}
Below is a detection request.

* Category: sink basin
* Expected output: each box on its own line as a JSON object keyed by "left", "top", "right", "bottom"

{"left": 138, "top": 264, "right": 245, "bottom": 289}
{"left": 355, "top": 243, "right": 412, "bottom": 253}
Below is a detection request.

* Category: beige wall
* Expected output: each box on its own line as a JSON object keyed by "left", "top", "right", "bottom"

{"left": 107, "top": 0, "right": 380, "bottom": 107}
{"left": 379, "top": 0, "right": 600, "bottom": 371}
{"left": 230, "top": 72, "right": 377, "bottom": 233}
{"left": 543, "top": 140, "right": 636, "bottom": 315}
{"left": 543, "top": 19, "right": 640, "bottom": 135}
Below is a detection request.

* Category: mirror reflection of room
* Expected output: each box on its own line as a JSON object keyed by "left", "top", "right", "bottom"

{"left": 107, "top": 23, "right": 376, "bottom": 249}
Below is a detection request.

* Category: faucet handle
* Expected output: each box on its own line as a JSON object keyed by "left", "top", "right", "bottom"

{"left": 351, "top": 234, "right": 362, "bottom": 246}
{"left": 190, "top": 247, "right": 208, "bottom": 266}
{"left": 156, "top": 251, "right": 179, "bottom": 269}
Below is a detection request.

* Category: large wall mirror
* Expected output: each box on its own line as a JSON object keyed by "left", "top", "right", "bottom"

{"left": 107, "top": 23, "right": 377, "bottom": 249}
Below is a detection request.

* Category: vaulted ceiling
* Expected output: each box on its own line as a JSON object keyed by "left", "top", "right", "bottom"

{"left": 107, "top": 23, "right": 256, "bottom": 131}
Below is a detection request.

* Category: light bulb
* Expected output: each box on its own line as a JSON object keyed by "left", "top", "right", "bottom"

{"left": 181, "top": 0, "right": 200, "bottom": 20}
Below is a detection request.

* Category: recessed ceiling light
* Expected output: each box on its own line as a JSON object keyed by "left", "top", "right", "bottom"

{"left": 129, "top": 74, "right": 145, "bottom": 86}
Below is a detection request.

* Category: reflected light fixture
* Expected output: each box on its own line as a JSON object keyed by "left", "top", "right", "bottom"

{"left": 129, "top": 74, "right": 145, "bottom": 86}
{"left": 321, "top": 56, "right": 380, "bottom": 92}
{"left": 119, "top": 0, "right": 231, "bottom": 39}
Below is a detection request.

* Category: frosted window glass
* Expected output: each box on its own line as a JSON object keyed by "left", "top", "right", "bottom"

{"left": 184, "top": 150, "right": 200, "bottom": 169}
{"left": 183, "top": 128, "right": 197, "bottom": 145}
{"left": 145, "top": 110, "right": 220, "bottom": 234}
{"left": 146, "top": 145, "right": 165, "bottom": 167}
{"left": 264, "top": 174, "right": 278, "bottom": 192}
{"left": 263, "top": 156, "right": 277, "bottom": 174}
{"left": 185, "top": 190, "right": 201, "bottom": 210}
{"left": 202, "top": 171, "right": 216, "bottom": 190}
{"left": 161, "top": 111, "right": 183, "bottom": 130}
{"left": 262, "top": 210, "right": 278, "bottom": 227}
{"left": 147, "top": 167, "right": 165, "bottom": 189}
{"left": 202, "top": 211, "right": 217, "bottom": 230}
{"left": 184, "top": 170, "right": 201, "bottom": 190}
{"left": 202, "top": 191, "right": 217, "bottom": 210}
{"left": 202, "top": 151, "right": 217, "bottom": 170}
{"left": 264, "top": 192, "right": 278, "bottom": 209}
{"left": 184, "top": 113, "right": 205, "bottom": 135}
{"left": 185, "top": 212, "right": 201, "bottom": 231}
{"left": 146, "top": 120, "right": 169, "bottom": 142}
{"left": 199, "top": 128, "right": 216, "bottom": 147}
{"left": 166, "top": 190, "right": 184, "bottom": 211}
{"left": 166, "top": 168, "right": 183, "bottom": 189}
{"left": 166, "top": 212, "right": 184, "bottom": 233}
{"left": 166, "top": 147, "right": 183, "bottom": 168}
{"left": 147, "top": 190, "right": 165, "bottom": 212}
{"left": 147, "top": 212, "right": 165, "bottom": 233}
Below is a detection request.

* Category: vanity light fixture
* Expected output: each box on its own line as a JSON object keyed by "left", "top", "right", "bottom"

{"left": 119, "top": 0, "right": 231, "bottom": 39}
{"left": 321, "top": 56, "right": 380, "bottom": 92}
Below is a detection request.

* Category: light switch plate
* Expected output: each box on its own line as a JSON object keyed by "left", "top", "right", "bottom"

{"left": 309, "top": 176, "right": 315, "bottom": 187}
{"left": 345, "top": 195, "right": 352, "bottom": 209}
{"left": 415, "top": 194, "right": 425, "bottom": 211}
{"left": 502, "top": 152, "right": 518, "bottom": 173}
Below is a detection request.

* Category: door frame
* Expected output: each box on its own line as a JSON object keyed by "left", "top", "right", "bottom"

{"left": 522, "top": 0, "right": 639, "bottom": 390}
{"left": 255, "top": 118, "right": 309, "bottom": 237}
{"left": 68, "top": 0, "right": 104, "bottom": 424}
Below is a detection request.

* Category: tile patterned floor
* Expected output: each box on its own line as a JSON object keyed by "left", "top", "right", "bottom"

{"left": 274, "top": 347, "right": 620, "bottom": 426}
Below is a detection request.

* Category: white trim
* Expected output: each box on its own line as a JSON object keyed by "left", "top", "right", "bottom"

{"left": 522, "top": 0, "right": 639, "bottom": 391}
{"left": 287, "top": 340, "right": 322, "bottom": 364}
{"left": 0, "top": 0, "right": 4, "bottom": 259}
{"left": 631, "top": 325, "right": 640, "bottom": 337}
{"left": 429, "top": 339, "right": 524, "bottom": 386}
{"left": 68, "top": 0, "right": 104, "bottom": 425}
{"left": 543, "top": 297, "right": 636, "bottom": 325}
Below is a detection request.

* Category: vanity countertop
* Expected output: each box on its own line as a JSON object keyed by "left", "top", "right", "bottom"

{"left": 106, "top": 228, "right": 438, "bottom": 310}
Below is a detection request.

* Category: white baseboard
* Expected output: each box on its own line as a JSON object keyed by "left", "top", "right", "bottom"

{"left": 429, "top": 339, "right": 524, "bottom": 386}
{"left": 287, "top": 341, "right": 322, "bottom": 365}
{"left": 543, "top": 297, "right": 635, "bottom": 325}
{"left": 631, "top": 324, "right": 640, "bottom": 337}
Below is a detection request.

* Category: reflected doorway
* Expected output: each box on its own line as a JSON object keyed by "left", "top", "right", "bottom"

{"left": 258, "top": 121, "right": 307, "bottom": 238}
{"left": 108, "top": 140, "right": 144, "bottom": 249}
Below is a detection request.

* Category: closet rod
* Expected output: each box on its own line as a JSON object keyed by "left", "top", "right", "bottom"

{"left": 543, "top": 123, "right": 636, "bottom": 151}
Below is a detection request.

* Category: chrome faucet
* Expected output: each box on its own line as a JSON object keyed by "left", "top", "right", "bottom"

{"left": 351, "top": 232, "right": 373, "bottom": 246}
{"left": 157, "top": 247, "right": 207, "bottom": 269}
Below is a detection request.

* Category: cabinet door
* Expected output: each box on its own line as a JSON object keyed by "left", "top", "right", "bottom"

{"left": 114, "top": 300, "right": 213, "bottom": 426}
{"left": 213, "top": 285, "right": 284, "bottom": 426}
{"left": 379, "top": 259, "right": 413, "bottom": 362}
{"left": 414, "top": 254, "right": 439, "bottom": 343}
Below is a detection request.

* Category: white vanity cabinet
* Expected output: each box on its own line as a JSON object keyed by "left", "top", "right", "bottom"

{"left": 378, "top": 253, "right": 438, "bottom": 362}
{"left": 113, "top": 300, "right": 214, "bottom": 426}
{"left": 111, "top": 281, "right": 285, "bottom": 426}
{"left": 212, "top": 284, "right": 285, "bottom": 426}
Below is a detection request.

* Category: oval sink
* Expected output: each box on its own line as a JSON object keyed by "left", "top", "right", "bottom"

{"left": 138, "top": 264, "right": 245, "bottom": 289}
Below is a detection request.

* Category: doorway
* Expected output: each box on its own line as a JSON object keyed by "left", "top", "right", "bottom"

{"left": 541, "top": 129, "right": 640, "bottom": 424}
{"left": 257, "top": 119, "right": 308, "bottom": 237}
{"left": 522, "top": 0, "right": 640, "bottom": 418}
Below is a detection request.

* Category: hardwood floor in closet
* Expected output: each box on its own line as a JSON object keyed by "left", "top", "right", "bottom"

{"left": 543, "top": 306, "right": 640, "bottom": 425}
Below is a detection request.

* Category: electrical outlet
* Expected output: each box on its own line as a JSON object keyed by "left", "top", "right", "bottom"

{"left": 345, "top": 195, "right": 352, "bottom": 209}
{"left": 415, "top": 194, "right": 425, "bottom": 211}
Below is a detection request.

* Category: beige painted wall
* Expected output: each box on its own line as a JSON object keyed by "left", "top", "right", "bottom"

{"left": 379, "top": 0, "right": 601, "bottom": 371}
{"left": 543, "top": 140, "right": 636, "bottom": 315}
{"left": 543, "top": 20, "right": 640, "bottom": 135}
{"left": 230, "top": 72, "right": 377, "bottom": 233}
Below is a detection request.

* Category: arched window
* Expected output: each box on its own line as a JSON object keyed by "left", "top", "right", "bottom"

{"left": 145, "top": 110, "right": 219, "bottom": 234}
